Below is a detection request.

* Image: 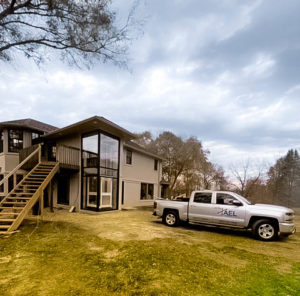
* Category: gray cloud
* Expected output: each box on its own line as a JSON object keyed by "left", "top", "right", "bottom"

{"left": 1, "top": 0, "right": 300, "bottom": 169}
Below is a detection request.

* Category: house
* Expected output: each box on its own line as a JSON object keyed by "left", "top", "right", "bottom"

{"left": 0, "top": 116, "right": 164, "bottom": 233}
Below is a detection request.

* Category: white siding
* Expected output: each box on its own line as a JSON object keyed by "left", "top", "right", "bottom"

{"left": 121, "top": 147, "right": 161, "bottom": 207}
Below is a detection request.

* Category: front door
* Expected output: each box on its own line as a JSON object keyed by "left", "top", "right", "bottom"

{"left": 211, "top": 192, "right": 246, "bottom": 227}
{"left": 100, "top": 178, "right": 112, "bottom": 208}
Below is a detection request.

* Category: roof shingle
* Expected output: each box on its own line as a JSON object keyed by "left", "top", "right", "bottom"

{"left": 0, "top": 118, "right": 58, "bottom": 133}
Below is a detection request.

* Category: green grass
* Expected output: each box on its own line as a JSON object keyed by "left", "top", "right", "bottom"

{"left": 0, "top": 209, "right": 299, "bottom": 296}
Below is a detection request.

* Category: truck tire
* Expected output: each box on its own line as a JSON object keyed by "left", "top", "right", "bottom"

{"left": 252, "top": 219, "right": 278, "bottom": 241}
{"left": 163, "top": 211, "right": 179, "bottom": 227}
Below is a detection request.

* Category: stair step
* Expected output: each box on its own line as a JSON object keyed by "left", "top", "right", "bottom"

{"left": 0, "top": 206, "right": 23, "bottom": 210}
{"left": 0, "top": 225, "right": 10, "bottom": 229}
{"left": 15, "top": 188, "right": 36, "bottom": 190}
{"left": 11, "top": 193, "right": 33, "bottom": 196}
{"left": 0, "top": 212, "right": 19, "bottom": 216}
{"left": 2, "top": 201, "right": 27, "bottom": 205}
{"left": 0, "top": 219, "right": 15, "bottom": 222}
{"left": 7, "top": 197, "right": 31, "bottom": 200}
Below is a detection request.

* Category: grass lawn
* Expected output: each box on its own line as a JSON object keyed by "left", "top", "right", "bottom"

{"left": 0, "top": 208, "right": 299, "bottom": 296}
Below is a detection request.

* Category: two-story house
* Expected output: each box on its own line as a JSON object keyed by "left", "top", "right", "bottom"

{"left": 0, "top": 116, "right": 164, "bottom": 233}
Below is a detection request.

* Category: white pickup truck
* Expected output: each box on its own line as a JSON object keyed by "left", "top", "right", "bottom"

{"left": 153, "top": 190, "right": 296, "bottom": 241}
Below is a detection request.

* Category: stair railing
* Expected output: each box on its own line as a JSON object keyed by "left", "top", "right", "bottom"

{"left": 0, "top": 144, "right": 41, "bottom": 194}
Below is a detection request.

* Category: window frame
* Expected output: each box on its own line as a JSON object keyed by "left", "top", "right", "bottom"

{"left": 216, "top": 193, "right": 238, "bottom": 206}
{"left": 8, "top": 129, "right": 23, "bottom": 153}
{"left": 140, "top": 182, "right": 154, "bottom": 200}
{"left": 193, "top": 192, "right": 212, "bottom": 204}
{"left": 126, "top": 149, "right": 132, "bottom": 165}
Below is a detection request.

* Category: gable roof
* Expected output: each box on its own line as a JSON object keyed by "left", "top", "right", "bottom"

{"left": 43, "top": 116, "right": 135, "bottom": 140}
{"left": 0, "top": 118, "right": 58, "bottom": 133}
{"left": 124, "top": 141, "right": 164, "bottom": 160}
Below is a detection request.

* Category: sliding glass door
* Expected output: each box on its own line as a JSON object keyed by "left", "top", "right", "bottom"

{"left": 81, "top": 131, "right": 119, "bottom": 211}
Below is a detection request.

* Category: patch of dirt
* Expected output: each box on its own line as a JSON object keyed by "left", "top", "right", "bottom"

{"left": 275, "top": 262, "right": 293, "bottom": 274}
{"left": 103, "top": 250, "right": 120, "bottom": 261}
{"left": 0, "top": 256, "right": 11, "bottom": 264}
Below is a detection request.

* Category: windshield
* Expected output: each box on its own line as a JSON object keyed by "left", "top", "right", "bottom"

{"left": 233, "top": 193, "right": 252, "bottom": 205}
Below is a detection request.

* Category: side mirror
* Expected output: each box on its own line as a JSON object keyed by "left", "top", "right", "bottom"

{"left": 232, "top": 200, "right": 243, "bottom": 206}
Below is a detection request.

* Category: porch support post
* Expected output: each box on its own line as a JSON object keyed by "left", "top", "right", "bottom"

{"left": 39, "top": 190, "right": 44, "bottom": 219}
{"left": 38, "top": 144, "right": 42, "bottom": 163}
{"left": 50, "top": 180, "right": 54, "bottom": 212}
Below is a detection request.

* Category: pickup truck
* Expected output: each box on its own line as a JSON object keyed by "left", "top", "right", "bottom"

{"left": 153, "top": 190, "right": 296, "bottom": 241}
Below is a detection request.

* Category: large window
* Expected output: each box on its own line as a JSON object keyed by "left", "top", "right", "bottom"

{"left": 140, "top": 183, "right": 154, "bottom": 200}
{"left": 0, "top": 130, "right": 3, "bottom": 153}
{"left": 8, "top": 129, "right": 23, "bottom": 153}
{"left": 100, "top": 134, "right": 118, "bottom": 178}
{"left": 82, "top": 132, "right": 119, "bottom": 211}
{"left": 82, "top": 133, "right": 98, "bottom": 168}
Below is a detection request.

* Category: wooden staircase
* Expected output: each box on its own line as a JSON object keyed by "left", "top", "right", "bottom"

{"left": 0, "top": 153, "right": 59, "bottom": 234}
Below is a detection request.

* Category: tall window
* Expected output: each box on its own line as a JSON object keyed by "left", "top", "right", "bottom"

{"left": 154, "top": 159, "right": 158, "bottom": 170}
{"left": 126, "top": 149, "right": 132, "bottom": 165}
{"left": 8, "top": 129, "right": 23, "bottom": 153}
{"left": 140, "top": 183, "right": 154, "bottom": 200}
{"left": 0, "top": 130, "right": 3, "bottom": 153}
{"left": 82, "top": 132, "right": 120, "bottom": 211}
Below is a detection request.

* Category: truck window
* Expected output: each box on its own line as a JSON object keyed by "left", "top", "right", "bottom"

{"left": 193, "top": 193, "right": 212, "bottom": 203}
{"left": 216, "top": 193, "right": 237, "bottom": 205}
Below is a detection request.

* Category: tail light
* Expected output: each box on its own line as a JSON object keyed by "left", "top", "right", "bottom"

{"left": 154, "top": 201, "right": 157, "bottom": 209}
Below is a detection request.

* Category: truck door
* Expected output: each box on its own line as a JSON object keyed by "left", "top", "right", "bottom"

{"left": 211, "top": 193, "right": 246, "bottom": 227}
{"left": 188, "top": 192, "right": 215, "bottom": 223}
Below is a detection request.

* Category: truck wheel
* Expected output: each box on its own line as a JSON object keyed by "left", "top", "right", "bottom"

{"left": 163, "top": 211, "right": 179, "bottom": 227}
{"left": 252, "top": 219, "right": 278, "bottom": 241}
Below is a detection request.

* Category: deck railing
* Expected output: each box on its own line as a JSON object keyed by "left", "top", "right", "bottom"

{"left": 19, "top": 144, "right": 40, "bottom": 170}
{"left": 56, "top": 144, "right": 80, "bottom": 169}
{"left": 19, "top": 144, "right": 80, "bottom": 170}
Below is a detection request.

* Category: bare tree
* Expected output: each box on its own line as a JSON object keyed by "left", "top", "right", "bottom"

{"left": 230, "top": 159, "right": 265, "bottom": 198}
{"left": 0, "top": 0, "right": 139, "bottom": 66}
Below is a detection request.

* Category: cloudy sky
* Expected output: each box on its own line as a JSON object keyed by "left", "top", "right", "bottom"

{"left": 1, "top": 0, "right": 300, "bottom": 171}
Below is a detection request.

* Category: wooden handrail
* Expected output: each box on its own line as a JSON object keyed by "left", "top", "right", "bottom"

{"left": 58, "top": 144, "right": 80, "bottom": 151}
{"left": 0, "top": 144, "right": 41, "bottom": 188}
